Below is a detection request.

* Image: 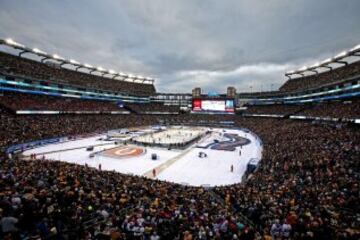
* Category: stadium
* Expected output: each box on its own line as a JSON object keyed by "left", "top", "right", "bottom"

{"left": 0, "top": 1, "right": 359, "bottom": 240}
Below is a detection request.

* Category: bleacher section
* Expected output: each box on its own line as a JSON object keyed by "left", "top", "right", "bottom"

{"left": 1, "top": 109, "right": 359, "bottom": 239}
{"left": 0, "top": 51, "right": 156, "bottom": 96}
{"left": 126, "top": 102, "right": 180, "bottom": 114}
{"left": 280, "top": 60, "right": 360, "bottom": 92}
{"left": 237, "top": 59, "right": 360, "bottom": 105}
{"left": 0, "top": 91, "right": 127, "bottom": 113}
{"left": 242, "top": 99, "right": 360, "bottom": 121}
{"left": 242, "top": 99, "right": 360, "bottom": 119}
{"left": 294, "top": 99, "right": 360, "bottom": 119}
{"left": 243, "top": 104, "right": 305, "bottom": 116}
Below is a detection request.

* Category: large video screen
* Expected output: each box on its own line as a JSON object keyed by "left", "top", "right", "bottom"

{"left": 192, "top": 99, "right": 234, "bottom": 113}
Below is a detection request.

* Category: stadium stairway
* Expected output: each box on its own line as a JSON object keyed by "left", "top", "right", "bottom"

{"left": 284, "top": 104, "right": 313, "bottom": 118}
{"left": 123, "top": 104, "right": 138, "bottom": 114}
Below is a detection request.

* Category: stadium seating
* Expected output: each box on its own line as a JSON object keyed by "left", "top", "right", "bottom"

{"left": 0, "top": 112, "right": 359, "bottom": 239}
{"left": 0, "top": 47, "right": 359, "bottom": 239}
{"left": 0, "top": 106, "right": 158, "bottom": 149}
{"left": 294, "top": 99, "right": 360, "bottom": 119}
{"left": 0, "top": 91, "right": 123, "bottom": 112}
{"left": 243, "top": 100, "right": 360, "bottom": 119}
{"left": 243, "top": 104, "right": 306, "bottom": 116}
{"left": 280, "top": 60, "right": 360, "bottom": 92}
{"left": 0, "top": 51, "right": 156, "bottom": 96}
{"left": 125, "top": 102, "right": 180, "bottom": 114}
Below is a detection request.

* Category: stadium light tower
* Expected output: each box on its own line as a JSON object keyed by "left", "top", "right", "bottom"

{"left": 137, "top": 75, "right": 146, "bottom": 83}
{"left": 95, "top": 66, "right": 104, "bottom": 74}
{"left": 69, "top": 59, "right": 80, "bottom": 65}
{"left": 42, "top": 54, "right": 64, "bottom": 63}
{"left": 351, "top": 44, "right": 360, "bottom": 51}
{"left": 295, "top": 66, "right": 312, "bottom": 76}
{"left": 305, "top": 65, "right": 318, "bottom": 74}
{"left": 111, "top": 72, "right": 120, "bottom": 79}
{"left": 126, "top": 74, "right": 136, "bottom": 82}
{"left": 132, "top": 75, "right": 142, "bottom": 83}
{"left": 143, "top": 77, "right": 150, "bottom": 84}
{"left": 18, "top": 49, "right": 30, "bottom": 57}
{"left": 4, "top": 38, "right": 25, "bottom": 48}
{"left": 75, "top": 63, "right": 89, "bottom": 71}
{"left": 137, "top": 77, "right": 145, "bottom": 83}
{"left": 148, "top": 77, "right": 155, "bottom": 84}
{"left": 119, "top": 72, "right": 128, "bottom": 80}
{"left": 31, "top": 48, "right": 48, "bottom": 60}
{"left": 308, "top": 63, "right": 320, "bottom": 73}
{"left": 351, "top": 44, "right": 360, "bottom": 56}
{"left": 311, "top": 62, "right": 320, "bottom": 68}
{"left": 52, "top": 54, "right": 65, "bottom": 62}
{"left": 101, "top": 68, "right": 113, "bottom": 77}
{"left": 333, "top": 51, "right": 349, "bottom": 65}
{"left": 285, "top": 70, "right": 294, "bottom": 79}
{"left": 76, "top": 65, "right": 85, "bottom": 71}
{"left": 41, "top": 56, "right": 51, "bottom": 63}
{"left": 320, "top": 58, "right": 333, "bottom": 70}
{"left": 60, "top": 59, "right": 79, "bottom": 67}
{"left": 33, "top": 48, "right": 47, "bottom": 55}
{"left": 82, "top": 63, "right": 95, "bottom": 73}
{"left": 104, "top": 69, "right": 116, "bottom": 77}
{"left": 308, "top": 69, "right": 318, "bottom": 74}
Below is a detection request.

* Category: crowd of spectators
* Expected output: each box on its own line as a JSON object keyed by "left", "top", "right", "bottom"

{"left": 0, "top": 158, "right": 260, "bottom": 240}
{"left": 0, "top": 91, "right": 183, "bottom": 115}
{"left": 0, "top": 106, "right": 159, "bottom": 149}
{"left": 280, "top": 61, "right": 360, "bottom": 92}
{"left": 0, "top": 92, "right": 124, "bottom": 112}
{"left": 2, "top": 91, "right": 359, "bottom": 119}
{"left": 0, "top": 52, "right": 156, "bottom": 96}
{"left": 242, "top": 99, "right": 360, "bottom": 119}
{"left": 243, "top": 105, "right": 306, "bottom": 116}
{"left": 295, "top": 100, "right": 360, "bottom": 119}
{"left": 237, "top": 91, "right": 284, "bottom": 98}
{"left": 230, "top": 118, "right": 359, "bottom": 239}
{"left": 0, "top": 108, "right": 359, "bottom": 239}
{"left": 126, "top": 103, "right": 180, "bottom": 114}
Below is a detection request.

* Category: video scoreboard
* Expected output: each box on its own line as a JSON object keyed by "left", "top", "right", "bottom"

{"left": 192, "top": 99, "right": 234, "bottom": 113}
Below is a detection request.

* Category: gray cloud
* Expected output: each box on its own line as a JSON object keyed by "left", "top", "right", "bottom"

{"left": 0, "top": 0, "right": 359, "bottom": 93}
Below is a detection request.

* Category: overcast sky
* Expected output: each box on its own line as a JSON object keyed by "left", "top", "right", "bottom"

{"left": 0, "top": 0, "right": 360, "bottom": 93}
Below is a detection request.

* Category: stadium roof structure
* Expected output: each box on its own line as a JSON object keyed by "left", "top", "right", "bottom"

{"left": 285, "top": 43, "right": 360, "bottom": 79}
{"left": 0, "top": 38, "right": 155, "bottom": 84}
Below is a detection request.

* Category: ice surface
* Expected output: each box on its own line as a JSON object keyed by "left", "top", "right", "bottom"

{"left": 23, "top": 127, "right": 262, "bottom": 187}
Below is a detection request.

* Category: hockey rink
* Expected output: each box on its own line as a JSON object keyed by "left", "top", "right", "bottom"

{"left": 134, "top": 127, "right": 205, "bottom": 145}
{"left": 23, "top": 126, "right": 262, "bottom": 186}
